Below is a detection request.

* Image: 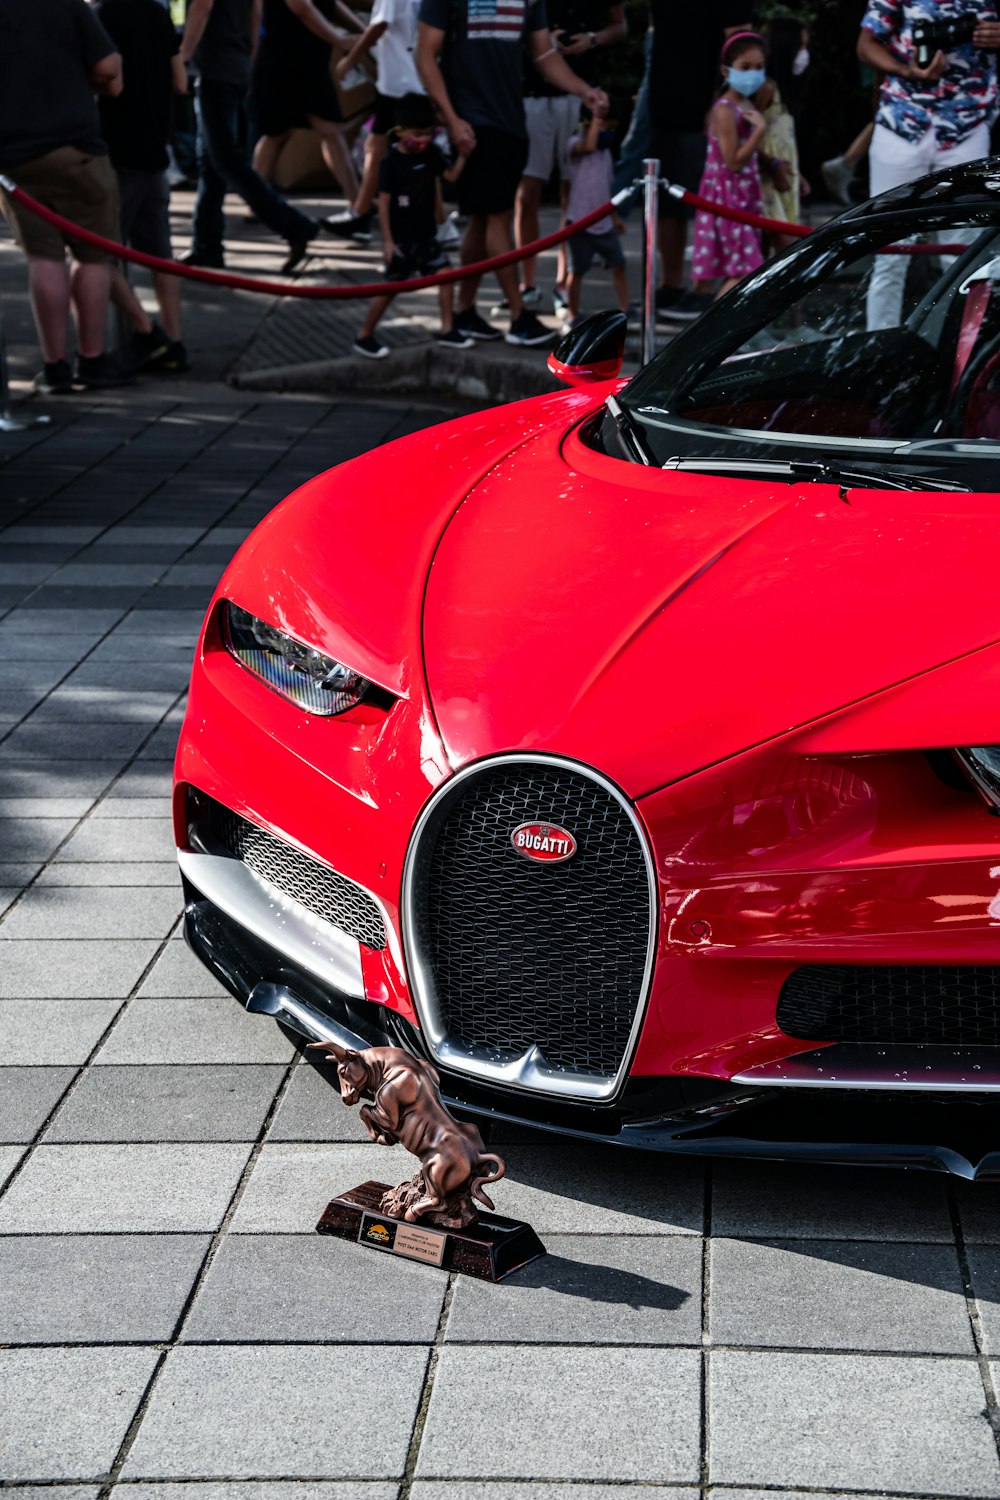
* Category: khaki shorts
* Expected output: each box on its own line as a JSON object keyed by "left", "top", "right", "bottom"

{"left": 0, "top": 146, "right": 119, "bottom": 263}
{"left": 523, "top": 96, "right": 581, "bottom": 183}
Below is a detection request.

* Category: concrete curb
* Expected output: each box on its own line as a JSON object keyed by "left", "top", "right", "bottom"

{"left": 230, "top": 341, "right": 561, "bottom": 403}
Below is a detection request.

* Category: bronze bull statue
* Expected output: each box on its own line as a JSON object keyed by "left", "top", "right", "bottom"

{"left": 308, "top": 1040, "right": 505, "bottom": 1229}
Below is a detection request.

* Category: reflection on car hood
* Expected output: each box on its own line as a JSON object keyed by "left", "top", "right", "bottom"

{"left": 422, "top": 424, "right": 1000, "bottom": 797}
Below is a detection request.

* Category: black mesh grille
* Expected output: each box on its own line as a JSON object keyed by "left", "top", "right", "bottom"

{"left": 778, "top": 966, "right": 1000, "bottom": 1046}
{"left": 410, "top": 761, "right": 652, "bottom": 1079}
{"left": 207, "top": 798, "right": 386, "bottom": 950}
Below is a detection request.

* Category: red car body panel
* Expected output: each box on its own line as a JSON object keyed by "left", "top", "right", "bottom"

{"left": 174, "top": 384, "right": 1000, "bottom": 1091}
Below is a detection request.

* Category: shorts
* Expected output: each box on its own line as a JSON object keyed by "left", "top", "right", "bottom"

{"left": 371, "top": 89, "right": 397, "bottom": 136}
{"left": 0, "top": 145, "right": 119, "bottom": 263}
{"left": 523, "top": 95, "right": 581, "bottom": 183}
{"left": 386, "top": 237, "right": 448, "bottom": 278}
{"left": 568, "top": 226, "right": 625, "bottom": 276}
{"left": 118, "top": 167, "right": 172, "bottom": 260}
{"left": 457, "top": 127, "right": 528, "bottom": 216}
{"left": 650, "top": 128, "right": 707, "bottom": 220}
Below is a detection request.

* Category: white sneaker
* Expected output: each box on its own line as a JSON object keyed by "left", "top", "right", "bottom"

{"left": 821, "top": 156, "right": 855, "bottom": 208}
{"left": 438, "top": 212, "right": 461, "bottom": 248}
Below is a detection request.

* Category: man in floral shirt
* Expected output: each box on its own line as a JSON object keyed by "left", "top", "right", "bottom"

{"left": 859, "top": 0, "right": 1000, "bottom": 326}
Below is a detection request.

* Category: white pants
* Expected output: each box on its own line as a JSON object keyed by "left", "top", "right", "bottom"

{"left": 865, "top": 120, "right": 991, "bottom": 330}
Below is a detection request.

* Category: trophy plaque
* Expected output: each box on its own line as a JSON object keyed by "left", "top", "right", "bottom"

{"left": 310, "top": 1040, "right": 546, "bottom": 1282}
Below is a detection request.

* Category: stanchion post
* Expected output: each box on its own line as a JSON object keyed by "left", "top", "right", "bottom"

{"left": 641, "top": 157, "right": 660, "bottom": 368}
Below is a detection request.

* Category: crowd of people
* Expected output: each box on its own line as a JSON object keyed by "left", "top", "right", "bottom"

{"left": 2, "top": 0, "right": 1000, "bottom": 392}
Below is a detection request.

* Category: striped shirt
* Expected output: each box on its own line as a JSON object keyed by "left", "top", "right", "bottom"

{"left": 419, "top": 0, "right": 548, "bottom": 135}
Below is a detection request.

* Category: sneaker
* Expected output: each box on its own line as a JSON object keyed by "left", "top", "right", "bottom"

{"left": 281, "top": 227, "right": 319, "bottom": 275}
{"left": 438, "top": 212, "right": 461, "bottom": 248}
{"left": 148, "top": 339, "right": 190, "bottom": 374}
{"left": 455, "top": 307, "right": 502, "bottom": 342}
{"left": 179, "top": 248, "right": 225, "bottom": 269}
{"left": 656, "top": 288, "right": 713, "bottom": 323}
{"left": 552, "top": 284, "right": 569, "bottom": 313}
{"left": 130, "top": 321, "right": 171, "bottom": 371}
{"left": 434, "top": 327, "right": 474, "bottom": 349}
{"left": 489, "top": 298, "right": 511, "bottom": 322}
{"left": 821, "top": 155, "right": 855, "bottom": 207}
{"left": 73, "top": 352, "right": 133, "bottom": 389}
{"left": 32, "top": 360, "right": 74, "bottom": 395}
{"left": 354, "top": 333, "right": 388, "bottom": 359}
{"left": 520, "top": 286, "right": 543, "bottom": 309}
{"left": 322, "top": 211, "right": 373, "bottom": 244}
{"left": 505, "top": 310, "right": 555, "bottom": 347}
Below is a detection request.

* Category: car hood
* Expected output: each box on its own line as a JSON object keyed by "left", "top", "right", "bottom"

{"left": 422, "top": 419, "right": 1000, "bottom": 797}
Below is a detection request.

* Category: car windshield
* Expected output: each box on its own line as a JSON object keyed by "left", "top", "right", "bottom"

{"left": 608, "top": 175, "right": 1000, "bottom": 487}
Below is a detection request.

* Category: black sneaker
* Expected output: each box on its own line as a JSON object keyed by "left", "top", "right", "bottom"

{"left": 322, "top": 211, "right": 373, "bottom": 244}
{"left": 130, "top": 321, "right": 171, "bottom": 371}
{"left": 281, "top": 228, "right": 318, "bottom": 275}
{"left": 73, "top": 353, "right": 133, "bottom": 389}
{"left": 489, "top": 297, "right": 511, "bottom": 322}
{"left": 505, "top": 310, "right": 555, "bottom": 347}
{"left": 179, "top": 248, "right": 225, "bottom": 269}
{"left": 354, "top": 334, "right": 388, "bottom": 359}
{"left": 455, "top": 307, "right": 502, "bottom": 342}
{"left": 147, "top": 339, "right": 190, "bottom": 374}
{"left": 656, "top": 288, "right": 714, "bottom": 323}
{"left": 32, "top": 360, "right": 74, "bottom": 395}
{"left": 434, "top": 328, "right": 474, "bottom": 349}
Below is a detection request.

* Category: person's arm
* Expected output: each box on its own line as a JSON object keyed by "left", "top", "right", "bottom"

{"left": 334, "top": 0, "right": 366, "bottom": 33}
{"left": 557, "top": 2, "right": 626, "bottom": 56}
{"left": 528, "top": 28, "right": 607, "bottom": 109}
{"left": 180, "top": 0, "right": 214, "bottom": 65}
{"left": 284, "top": 0, "right": 350, "bottom": 49}
{"left": 171, "top": 53, "right": 189, "bottom": 92}
{"left": 90, "top": 50, "right": 123, "bottom": 96}
{"left": 335, "top": 19, "right": 387, "bottom": 79}
{"left": 714, "top": 98, "right": 765, "bottom": 171}
{"left": 251, "top": 0, "right": 262, "bottom": 56}
{"left": 570, "top": 112, "right": 601, "bottom": 157}
{"left": 416, "top": 20, "right": 476, "bottom": 154}
{"left": 973, "top": 18, "right": 1000, "bottom": 49}
{"left": 857, "top": 1, "right": 947, "bottom": 83}
{"left": 441, "top": 147, "right": 468, "bottom": 183}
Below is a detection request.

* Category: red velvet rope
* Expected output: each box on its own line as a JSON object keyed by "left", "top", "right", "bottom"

{"left": 0, "top": 178, "right": 619, "bottom": 299}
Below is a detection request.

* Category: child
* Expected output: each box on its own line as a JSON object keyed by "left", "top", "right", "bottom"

{"left": 354, "top": 95, "right": 470, "bottom": 358}
{"left": 690, "top": 31, "right": 768, "bottom": 298}
{"left": 564, "top": 102, "right": 628, "bottom": 325}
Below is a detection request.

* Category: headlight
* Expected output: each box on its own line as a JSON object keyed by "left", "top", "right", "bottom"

{"left": 955, "top": 747, "right": 1000, "bottom": 813}
{"left": 222, "top": 601, "right": 370, "bottom": 716}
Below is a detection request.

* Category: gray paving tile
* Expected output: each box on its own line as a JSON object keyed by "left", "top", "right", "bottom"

{"left": 0, "top": 887, "right": 16, "bottom": 916}
{"left": 65, "top": 665, "right": 191, "bottom": 693}
{"left": 709, "top": 1238, "right": 973, "bottom": 1353}
{"left": 0, "top": 796, "right": 94, "bottom": 818}
{"left": 958, "top": 1183, "right": 1000, "bottom": 1243}
{"left": 55, "top": 816, "right": 175, "bottom": 862}
{"left": 0, "top": 862, "right": 41, "bottom": 885}
{"left": 0, "top": 1233, "right": 209, "bottom": 1342}
{"left": 0, "top": 722, "right": 152, "bottom": 760}
{"left": 137, "top": 723, "right": 181, "bottom": 760}
{"left": 102, "top": 764, "right": 175, "bottom": 797}
{"left": 0, "top": 816, "right": 77, "bottom": 860}
{"left": 89, "top": 636, "right": 197, "bottom": 662}
{"left": 37, "top": 861, "right": 181, "bottom": 886}
{"left": 46, "top": 1063, "right": 284, "bottom": 1142}
{"left": 229, "top": 1142, "right": 422, "bottom": 1232}
{"left": 709, "top": 1350, "right": 1000, "bottom": 1495}
{"left": 967, "top": 1246, "right": 1000, "bottom": 1353}
{"left": 3, "top": 526, "right": 102, "bottom": 543}
{"left": 0, "top": 691, "right": 44, "bottom": 723}
{"left": 0, "top": 938, "right": 160, "bottom": 996}
{"left": 47, "top": 563, "right": 167, "bottom": 587}
{"left": 1, "top": 885, "right": 181, "bottom": 939}
{"left": 0, "top": 1143, "right": 251, "bottom": 1231}
{"left": 447, "top": 1233, "right": 701, "bottom": 1345}
{"left": 95, "top": 996, "right": 296, "bottom": 1064}
{"left": 30, "top": 688, "right": 178, "bottom": 724}
{"left": 0, "top": 1066, "right": 76, "bottom": 1142}
{"left": 0, "top": 1145, "right": 26, "bottom": 1188}
{"left": 417, "top": 1346, "right": 701, "bottom": 1481}
{"left": 0, "top": 998, "right": 120, "bottom": 1063}
{"left": 0, "top": 1346, "right": 158, "bottom": 1482}
{"left": 94, "top": 798, "right": 173, "bottom": 819}
{"left": 0, "top": 1489, "right": 97, "bottom": 1500}
{"left": 411, "top": 1490, "right": 691, "bottom": 1500}
{"left": 712, "top": 1161, "right": 953, "bottom": 1241}
{"left": 0, "top": 609, "right": 123, "bottom": 634}
{"left": 483, "top": 1143, "right": 704, "bottom": 1235}
{"left": 182, "top": 1231, "right": 446, "bottom": 1342}
{"left": 267, "top": 1060, "right": 373, "bottom": 1142}
{"left": 138, "top": 938, "right": 231, "bottom": 997}
{"left": 120, "top": 1344, "right": 428, "bottom": 1479}
{"left": 0, "top": 666, "right": 68, "bottom": 693}
{"left": 0, "top": 761, "right": 119, "bottom": 798}
{"left": 0, "top": 633, "right": 101, "bottom": 664}
{"left": 113, "top": 1486, "right": 395, "bottom": 1499}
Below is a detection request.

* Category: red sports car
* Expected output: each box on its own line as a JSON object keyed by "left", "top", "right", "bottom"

{"left": 175, "top": 163, "right": 1000, "bottom": 1180}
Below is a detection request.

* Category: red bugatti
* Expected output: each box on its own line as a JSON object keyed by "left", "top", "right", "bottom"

{"left": 175, "top": 163, "right": 1000, "bottom": 1180}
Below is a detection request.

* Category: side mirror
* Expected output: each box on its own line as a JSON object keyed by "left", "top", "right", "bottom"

{"left": 547, "top": 309, "right": 628, "bottom": 387}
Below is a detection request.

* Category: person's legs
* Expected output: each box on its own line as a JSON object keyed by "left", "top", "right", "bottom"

{"left": 658, "top": 216, "right": 687, "bottom": 290}
{"left": 308, "top": 114, "right": 360, "bottom": 205}
{"left": 110, "top": 265, "right": 155, "bottom": 335}
{"left": 437, "top": 281, "right": 454, "bottom": 333}
{"left": 252, "top": 131, "right": 291, "bottom": 182}
{"left": 359, "top": 292, "right": 394, "bottom": 337}
{"left": 567, "top": 268, "right": 584, "bottom": 317}
{"left": 485, "top": 210, "right": 521, "bottom": 317}
{"left": 355, "top": 130, "right": 388, "bottom": 216}
{"left": 27, "top": 257, "right": 71, "bottom": 362}
{"left": 515, "top": 174, "right": 544, "bottom": 287}
{"left": 191, "top": 85, "right": 228, "bottom": 261}
{"left": 68, "top": 261, "right": 112, "bottom": 358}
{"left": 199, "top": 80, "right": 316, "bottom": 247}
{"left": 457, "top": 214, "right": 488, "bottom": 313}
{"left": 516, "top": 98, "right": 554, "bottom": 289}
{"left": 866, "top": 123, "right": 933, "bottom": 329}
{"left": 153, "top": 271, "right": 182, "bottom": 341}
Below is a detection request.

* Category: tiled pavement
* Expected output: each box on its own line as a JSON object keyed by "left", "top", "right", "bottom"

{"left": 3, "top": 386, "right": 1000, "bottom": 1500}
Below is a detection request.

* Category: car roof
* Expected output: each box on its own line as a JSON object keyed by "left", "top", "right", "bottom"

{"left": 842, "top": 154, "right": 1000, "bottom": 222}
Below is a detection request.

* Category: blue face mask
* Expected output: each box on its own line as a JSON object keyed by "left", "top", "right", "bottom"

{"left": 727, "top": 66, "right": 766, "bottom": 96}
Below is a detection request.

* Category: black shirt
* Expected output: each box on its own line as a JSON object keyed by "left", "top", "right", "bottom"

{"left": 525, "top": 0, "right": 607, "bottom": 99}
{"left": 379, "top": 143, "right": 447, "bottom": 246}
{"left": 96, "top": 0, "right": 179, "bottom": 172}
{"left": 418, "top": 0, "right": 548, "bottom": 137}
{"left": 0, "top": 0, "right": 115, "bottom": 170}
{"left": 649, "top": 0, "right": 755, "bottom": 132}
{"left": 196, "top": 0, "right": 253, "bottom": 87}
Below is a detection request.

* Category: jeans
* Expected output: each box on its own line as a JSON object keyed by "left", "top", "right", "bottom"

{"left": 611, "top": 27, "right": 653, "bottom": 214}
{"left": 866, "top": 119, "right": 991, "bottom": 330}
{"left": 191, "top": 78, "right": 314, "bottom": 257}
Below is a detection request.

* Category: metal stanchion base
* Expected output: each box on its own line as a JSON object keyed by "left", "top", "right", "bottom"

{"left": 0, "top": 410, "right": 52, "bottom": 432}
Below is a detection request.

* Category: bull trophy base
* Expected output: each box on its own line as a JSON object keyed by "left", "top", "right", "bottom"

{"left": 316, "top": 1180, "right": 546, "bottom": 1282}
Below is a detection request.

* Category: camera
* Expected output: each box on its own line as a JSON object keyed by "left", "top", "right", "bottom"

{"left": 911, "top": 11, "right": 979, "bottom": 67}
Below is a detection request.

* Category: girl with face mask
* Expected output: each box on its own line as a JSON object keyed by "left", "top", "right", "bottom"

{"left": 690, "top": 32, "right": 768, "bottom": 297}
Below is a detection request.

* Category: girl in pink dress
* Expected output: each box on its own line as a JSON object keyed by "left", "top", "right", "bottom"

{"left": 691, "top": 32, "right": 768, "bottom": 296}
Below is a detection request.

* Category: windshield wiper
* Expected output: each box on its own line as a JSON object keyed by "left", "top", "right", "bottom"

{"left": 661, "top": 455, "right": 968, "bottom": 492}
{"left": 605, "top": 394, "right": 655, "bottom": 466}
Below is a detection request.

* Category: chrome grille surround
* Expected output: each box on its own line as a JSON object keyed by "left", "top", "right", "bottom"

{"left": 208, "top": 798, "right": 387, "bottom": 951}
{"left": 401, "top": 754, "right": 657, "bottom": 1101}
